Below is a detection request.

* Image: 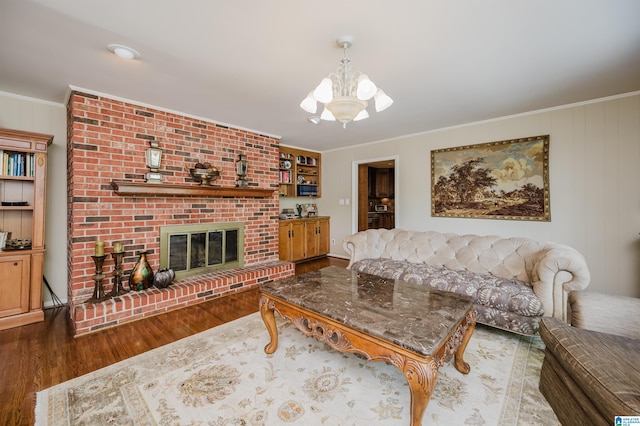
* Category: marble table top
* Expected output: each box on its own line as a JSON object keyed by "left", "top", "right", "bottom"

{"left": 261, "top": 266, "right": 475, "bottom": 356}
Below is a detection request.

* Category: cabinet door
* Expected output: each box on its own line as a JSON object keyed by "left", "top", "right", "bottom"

{"left": 305, "top": 221, "right": 319, "bottom": 258}
{"left": 368, "top": 214, "right": 381, "bottom": 229}
{"left": 380, "top": 213, "right": 395, "bottom": 229}
{"left": 317, "top": 218, "right": 330, "bottom": 255}
{"left": 279, "top": 222, "right": 306, "bottom": 261}
{"left": 375, "top": 169, "right": 391, "bottom": 197}
{"left": 0, "top": 254, "right": 30, "bottom": 318}
{"left": 290, "top": 221, "right": 306, "bottom": 261}
{"left": 305, "top": 218, "right": 330, "bottom": 258}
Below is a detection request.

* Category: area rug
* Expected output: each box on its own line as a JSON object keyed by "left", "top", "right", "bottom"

{"left": 35, "top": 312, "right": 559, "bottom": 425}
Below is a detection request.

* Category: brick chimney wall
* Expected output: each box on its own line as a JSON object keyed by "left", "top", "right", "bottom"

{"left": 67, "top": 91, "right": 293, "bottom": 335}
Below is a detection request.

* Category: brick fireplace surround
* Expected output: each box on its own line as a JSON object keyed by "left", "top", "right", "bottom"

{"left": 67, "top": 91, "right": 294, "bottom": 335}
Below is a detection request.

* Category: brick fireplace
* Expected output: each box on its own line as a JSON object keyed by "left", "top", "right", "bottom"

{"left": 67, "top": 91, "right": 294, "bottom": 335}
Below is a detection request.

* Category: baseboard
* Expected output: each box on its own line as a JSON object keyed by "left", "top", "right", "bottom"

{"left": 327, "top": 253, "right": 349, "bottom": 260}
{"left": 43, "top": 299, "right": 68, "bottom": 309}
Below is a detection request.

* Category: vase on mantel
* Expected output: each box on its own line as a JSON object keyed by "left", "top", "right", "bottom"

{"left": 129, "top": 251, "right": 154, "bottom": 291}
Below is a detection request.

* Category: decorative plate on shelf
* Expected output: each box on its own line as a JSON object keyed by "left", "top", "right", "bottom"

{"left": 4, "top": 238, "right": 32, "bottom": 250}
{"left": 282, "top": 160, "right": 291, "bottom": 169}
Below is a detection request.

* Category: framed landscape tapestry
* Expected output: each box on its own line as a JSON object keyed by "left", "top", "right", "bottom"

{"left": 431, "top": 135, "right": 550, "bottom": 221}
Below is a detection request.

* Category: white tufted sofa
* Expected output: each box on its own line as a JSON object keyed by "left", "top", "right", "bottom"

{"left": 343, "top": 228, "right": 591, "bottom": 335}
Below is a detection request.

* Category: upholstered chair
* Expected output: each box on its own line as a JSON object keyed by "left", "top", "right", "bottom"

{"left": 539, "top": 291, "right": 640, "bottom": 425}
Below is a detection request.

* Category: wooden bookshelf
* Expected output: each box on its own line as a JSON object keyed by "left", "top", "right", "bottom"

{"left": 278, "top": 146, "right": 321, "bottom": 198}
{"left": 0, "top": 128, "right": 53, "bottom": 330}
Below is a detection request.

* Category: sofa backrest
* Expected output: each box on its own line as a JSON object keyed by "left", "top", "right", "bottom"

{"left": 344, "top": 228, "right": 549, "bottom": 283}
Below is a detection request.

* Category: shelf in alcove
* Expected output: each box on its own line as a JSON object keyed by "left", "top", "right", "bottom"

{"left": 110, "top": 181, "right": 275, "bottom": 198}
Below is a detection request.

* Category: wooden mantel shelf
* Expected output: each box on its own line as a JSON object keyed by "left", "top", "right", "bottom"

{"left": 111, "top": 181, "right": 275, "bottom": 198}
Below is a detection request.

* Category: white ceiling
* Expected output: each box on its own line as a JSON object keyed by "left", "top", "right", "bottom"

{"left": 1, "top": 0, "right": 639, "bottom": 151}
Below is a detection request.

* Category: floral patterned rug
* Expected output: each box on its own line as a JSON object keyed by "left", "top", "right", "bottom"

{"left": 36, "top": 312, "right": 559, "bottom": 425}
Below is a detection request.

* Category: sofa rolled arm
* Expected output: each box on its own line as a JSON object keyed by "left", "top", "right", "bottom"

{"left": 343, "top": 229, "right": 395, "bottom": 268}
{"left": 530, "top": 244, "right": 591, "bottom": 321}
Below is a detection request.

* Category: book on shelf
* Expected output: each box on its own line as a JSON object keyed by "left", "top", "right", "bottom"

{"left": 279, "top": 170, "right": 291, "bottom": 184}
{"left": 297, "top": 185, "right": 318, "bottom": 197}
{"left": 1, "top": 151, "right": 34, "bottom": 177}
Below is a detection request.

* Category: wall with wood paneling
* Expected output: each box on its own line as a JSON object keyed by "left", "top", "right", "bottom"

{"left": 321, "top": 92, "right": 640, "bottom": 298}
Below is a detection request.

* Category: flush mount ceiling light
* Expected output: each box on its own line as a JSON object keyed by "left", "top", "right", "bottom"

{"left": 300, "top": 36, "right": 393, "bottom": 128}
{"left": 107, "top": 44, "right": 140, "bottom": 60}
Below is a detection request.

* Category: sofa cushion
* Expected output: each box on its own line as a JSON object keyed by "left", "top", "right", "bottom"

{"left": 540, "top": 317, "right": 640, "bottom": 418}
{"left": 351, "top": 258, "right": 544, "bottom": 317}
{"left": 476, "top": 276, "right": 544, "bottom": 317}
{"left": 474, "top": 305, "right": 540, "bottom": 335}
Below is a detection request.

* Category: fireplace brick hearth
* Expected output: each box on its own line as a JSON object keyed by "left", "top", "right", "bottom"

{"left": 72, "top": 261, "right": 292, "bottom": 334}
{"left": 67, "top": 91, "right": 294, "bottom": 335}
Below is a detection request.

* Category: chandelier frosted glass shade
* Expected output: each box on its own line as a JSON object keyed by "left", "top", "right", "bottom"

{"left": 374, "top": 89, "right": 393, "bottom": 112}
{"left": 313, "top": 78, "right": 334, "bottom": 104}
{"left": 300, "top": 37, "right": 392, "bottom": 127}
{"left": 300, "top": 92, "right": 318, "bottom": 114}
{"left": 356, "top": 74, "right": 377, "bottom": 100}
{"left": 326, "top": 97, "right": 368, "bottom": 123}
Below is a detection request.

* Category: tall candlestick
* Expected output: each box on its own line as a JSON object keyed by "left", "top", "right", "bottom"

{"left": 86, "top": 254, "right": 107, "bottom": 303}
{"left": 113, "top": 242, "right": 123, "bottom": 253}
{"left": 109, "top": 251, "right": 127, "bottom": 297}
{"left": 95, "top": 240, "right": 105, "bottom": 257}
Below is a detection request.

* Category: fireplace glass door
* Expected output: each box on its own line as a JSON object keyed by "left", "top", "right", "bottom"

{"left": 160, "top": 222, "right": 243, "bottom": 279}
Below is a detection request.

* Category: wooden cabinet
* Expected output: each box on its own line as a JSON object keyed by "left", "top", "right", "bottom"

{"left": 374, "top": 168, "right": 394, "bottom": 198}
{"left": 279, "top": 217, "right": 330, "bottom": 261}
{"left": 0, "top": 128, "right": 52, "bottom": 330}
{"left": 305, "top": 217, "right": 330, "bottom": 258}
{"left": 279, "top": 146, "right": 321, "bottom": 198}
{"left": 279, "top": 220, "right": 306, "bottom": 262}
{"left": 0, "top": 253, "right": 31, "bottom": 319}
{"left": 368, "top": 213, "right": 395, "bottom": 230}
{"left": 380, "top": 213, "right": 395, "bottom": 229}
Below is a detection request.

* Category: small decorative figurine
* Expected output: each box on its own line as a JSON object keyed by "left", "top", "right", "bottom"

{"left": 154, "top": 268, "right": 175, "bottom": 288}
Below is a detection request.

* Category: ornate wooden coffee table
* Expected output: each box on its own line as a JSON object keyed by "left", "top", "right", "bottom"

{"left": 259, "top": 266, "right": 476, "bottom": 425}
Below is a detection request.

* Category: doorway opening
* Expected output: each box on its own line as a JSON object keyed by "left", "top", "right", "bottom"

{"left": 351, "top": 156, "right": 398, "bottom": 233}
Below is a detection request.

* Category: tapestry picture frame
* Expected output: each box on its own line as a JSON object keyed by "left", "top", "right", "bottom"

{"left": 431, "top": 135, "right": 550, "bottom": 221}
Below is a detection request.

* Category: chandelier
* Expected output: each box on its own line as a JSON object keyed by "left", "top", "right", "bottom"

{"left": 300, "top": 36, "right": 393, "bottom": 128}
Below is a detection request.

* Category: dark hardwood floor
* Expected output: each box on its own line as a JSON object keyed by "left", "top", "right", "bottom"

{"left": 0, "top": 256, "right": 348, "bottom": 425}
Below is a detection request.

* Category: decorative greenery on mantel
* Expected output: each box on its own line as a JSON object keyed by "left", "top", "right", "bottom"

{"left": 110, "top": 181, "right": 275, "bottom": 198}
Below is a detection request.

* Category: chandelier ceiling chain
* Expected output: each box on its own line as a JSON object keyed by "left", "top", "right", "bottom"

{"left": 300, "top": 36, "right": 393, "bottom": 128}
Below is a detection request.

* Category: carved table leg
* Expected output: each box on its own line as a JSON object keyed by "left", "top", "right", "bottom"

{"left": 454, "top": 313, "right": 476, "bottom": 374}
{"left": 404, "top": 358, "right": 439, "bottom": 426}
{"left": 259, "top": 296, "right": 278, "bottom": 354}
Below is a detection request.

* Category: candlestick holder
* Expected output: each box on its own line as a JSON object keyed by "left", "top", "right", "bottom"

{"left": 109, "top": 251, "right": 128, "bottom": 297}
{"left": 86, "top": 254, "right": 108, "bottom": 303}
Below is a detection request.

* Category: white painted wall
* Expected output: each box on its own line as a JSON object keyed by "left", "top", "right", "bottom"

{"left": 3, "top": 90, "right": 639, "bottom": 305}
{"left": 319, "top": 93, "right": 640, "bottom": 298}
{"left": 0, "top": 92, "right": 68, "bottom": 306}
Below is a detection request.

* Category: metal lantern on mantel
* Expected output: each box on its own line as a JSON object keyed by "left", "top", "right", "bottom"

{"left": 236, "top": 154, "right": 248, "bottom": 187}
{"left": 145, "top": 141, "right": 163, "bottom": 183}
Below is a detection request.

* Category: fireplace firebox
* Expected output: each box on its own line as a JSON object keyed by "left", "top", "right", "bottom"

{"left": 160, "top": 222, "right": 244, "bottom": 279}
